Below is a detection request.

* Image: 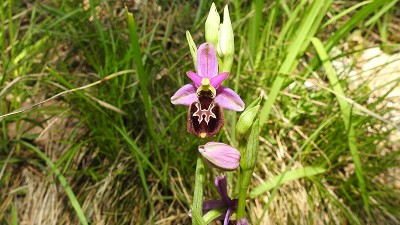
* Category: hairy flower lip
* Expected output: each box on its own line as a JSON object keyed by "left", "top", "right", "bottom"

{"left": 187, "top": 97, "right": 224, "bottom": 138}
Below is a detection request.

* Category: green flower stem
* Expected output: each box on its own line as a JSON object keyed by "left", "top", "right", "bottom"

{"left": 237, "top": 170, "right": 252, "bottom": 219}
{"left": 236, "top": 118, "right": 260, "bottom": 219}
{"left": 192, "top": 156, "right": 206, "bottom": 225}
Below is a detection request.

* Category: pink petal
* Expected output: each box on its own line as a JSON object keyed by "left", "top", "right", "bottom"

{"left": 186, "top": 71, "right": 202, "bottom": 87}
{"left": 170, "top": 83, "right": 197, "bottom": 106}
{"left": 214, "top": 173, "right": 231, "bottom": 203}
{"left": 237, "top": 218, "right": 248, "bottom": 225}
{"left": 197, "top": 43, "right": 219, "bottom": 79}
{"left": 210, "top": 72, "right": 229, "bottom": 88}
{"left": 199, "top": 143, "right": 240, "bottom": 171}
{"left": 223, "top": 207, "right": 232, "bottom": 225}
{"left": 214, "top": 86, "right": 245, "bottom": 111}
{"left": 203, "top": 200, "right": 226, "bottom": 211}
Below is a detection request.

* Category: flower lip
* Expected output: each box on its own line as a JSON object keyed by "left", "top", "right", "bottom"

{"left": 187, "top": 96, "right": 224, "bottom": 138}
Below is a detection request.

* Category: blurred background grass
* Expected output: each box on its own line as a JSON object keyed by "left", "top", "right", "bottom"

{"left": 0, "top": 0, "right": 399, "bottom": 224}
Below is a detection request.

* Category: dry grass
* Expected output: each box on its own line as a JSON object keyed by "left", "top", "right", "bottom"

{"left": 1, "top": 1, "right": 399, "bottom": 224}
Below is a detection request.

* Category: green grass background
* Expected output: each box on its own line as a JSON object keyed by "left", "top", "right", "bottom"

{"left": 0, "top": 0, "right": 399, "bottom": 224}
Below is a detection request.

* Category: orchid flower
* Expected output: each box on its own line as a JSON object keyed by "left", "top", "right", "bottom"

{"left": 171, "top": 43, "right": 244, "bottom": 138}
{"left": 203, "top": 174, "right": 238, "bottom": 225}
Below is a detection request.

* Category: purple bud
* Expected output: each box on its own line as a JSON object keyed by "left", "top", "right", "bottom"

{"left": 237, "top": 218, "right": 248, "bottom": 225}
{"left": 198, "top": 142, "right": 240, "bottom": 171}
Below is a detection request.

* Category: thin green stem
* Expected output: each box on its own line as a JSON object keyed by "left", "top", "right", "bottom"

{"left": 192, "top": 157, "right": 206, "bottom": 225}
{"left": 236, "top": 170, "right": 252, "bottom": 219}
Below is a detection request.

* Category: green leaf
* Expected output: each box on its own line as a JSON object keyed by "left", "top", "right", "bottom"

{"left": 365, "top": 0, "right": 399, "bottom": 26}
{"left": 191, "top": 209, "right": 206, "bottom": 225}
{"left": 22, "top": 141, "right": 88, "bottom": 225}
{"left": 203, "top": 207, "right": 225, "bottom": 223}
{"left": 192, "top": 157, "right": 206, "bottom": 225}
{"left": 250, "top": 167, "right": 326, "bottom": 198}
{"left": 186, "top": 30, "right": 198, "bottom": 70}
{"left": 241, "top": 118, "right": 260, "bottom": 171}
{"left": 125, "top": 7, "right": 154, "bottom": 137}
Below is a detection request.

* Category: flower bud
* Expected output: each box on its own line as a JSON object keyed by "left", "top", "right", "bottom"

{"left": 240, "top": 118, "right": 260, "bottom": 171}
{"left": 237, "top": 218, "right": 248, "bottom": 225}
{"left": 205, "top": 3, "right": 220, "bottom": 48}
{"left": 217, "top": 5, "right": 234, "bottom": 60}
{"left": 235, "top": 97, "right": 261, "bottom": 141}
{"left": 199, "top": 142, "right": 240, "bottom": 171}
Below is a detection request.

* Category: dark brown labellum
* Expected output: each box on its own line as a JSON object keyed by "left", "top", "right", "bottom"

{"left": 187, "top": 96, "right": 224, "bottom": 138}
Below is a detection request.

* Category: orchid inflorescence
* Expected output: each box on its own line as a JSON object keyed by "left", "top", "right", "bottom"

{"left": 171, "top": 3, "right": 260, "bottom": 225}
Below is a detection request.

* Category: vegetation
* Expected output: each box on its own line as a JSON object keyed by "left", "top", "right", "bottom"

{"left": 1, "top": 0, "right": 399, "bottom": 224}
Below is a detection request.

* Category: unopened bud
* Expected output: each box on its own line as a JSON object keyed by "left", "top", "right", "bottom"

{"left": 217, "top": 5, "right": 234, "bottom": 60}
{"left": 199, "top": 142, "right": 240, "bottom": 171}
{"left": 205, "top": 3, "right": 220, "bottom": 48}
{"left": 237, "top": 218, "right": 248, "bottom": 225}
{"left": 235, "top": 97, "right": 261, "bottom": 140}
{"left": 240, "top": 118, "right": 260, "bottom": 171}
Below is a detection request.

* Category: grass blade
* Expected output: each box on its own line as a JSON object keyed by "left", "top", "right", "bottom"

{"left": 125, "top": 8, "right": 154, "bottom": 136}
{"left": 125, "top": 8, "right": 164, "bottom": 169}
{"left": 325, "top": 0, "right": 387, "bottom": 52}
{"left": 250, "top": 167, "right": 326, "bottom": 198}
{"left": 192, "top": 157, "right": 206, "bottom": 225}
{"left": 256, "top": 116, "right": 336, "bottom": 223}
{"left": 21, "top": 141, "right": 88, "bottom": 225}
{"left": 259, "top": 0, "right": 331, "bottom": 124}
{"left": 321, "top": 1, "right": 372, "bottom": 28}
{"left": 311, "top": 37, "right": 370, "bottom": 216}
{"left": 203, "top": 208, "right": 225, "bottom": 223}
{"left": 247, "top": 0, "right": 264, "bottom": 59}
{"left": 114, "top": 125, "right": 162, "bottom": 179}
{"left": 365, "top": 0, "right": 399, "bottom": 26}
{"left": 114, "top": 125, "right": 155, "bottom": 220}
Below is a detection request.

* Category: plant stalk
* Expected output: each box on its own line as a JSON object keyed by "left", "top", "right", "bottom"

{"left": 236, "top": 170, "right": 252, "bottom": 219}
{"left": 192, "top": 157, "right": 206, "bottom": 225}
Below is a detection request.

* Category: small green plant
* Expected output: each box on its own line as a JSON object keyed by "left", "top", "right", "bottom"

{"left": 169, "top": 4, "right": 263, "bottom": 224}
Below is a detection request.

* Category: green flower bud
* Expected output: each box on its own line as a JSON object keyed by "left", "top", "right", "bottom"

{"left": 240, "top": 118, "right": 260, "bottom": 171}
{"left": 205, "top": 3, "right": 220, "bottom": 48}
{"left": 217, "top": 5, "right": 234, "bottom": 60}
{"left": 235, "top": 97, "right": 261, "bottom": 141}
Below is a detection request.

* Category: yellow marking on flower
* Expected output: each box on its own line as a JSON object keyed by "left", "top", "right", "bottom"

{"left": 201, "top": 78, "right": 210, "bottom": 86}
{"left": 200, "top": 133, "right": 207, "bottom": 138}
{"left": 196, "top": 78, "right": 216, "bottom": 98}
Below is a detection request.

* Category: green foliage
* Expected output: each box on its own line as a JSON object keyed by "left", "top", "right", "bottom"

{"left": 0, "top": 0, "right": 399, "bottom": 224}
